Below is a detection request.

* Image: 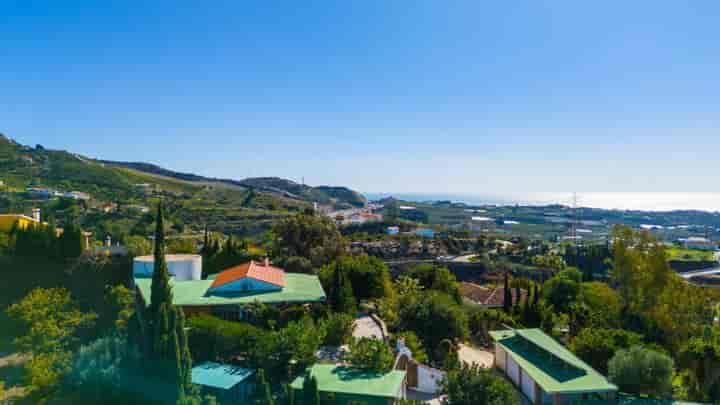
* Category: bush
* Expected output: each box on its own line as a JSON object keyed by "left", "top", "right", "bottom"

{"left": 321, "top": 313, "right": 355, "bottom": 347}
{"left": 608, "top": 346, "right": 674, "bottom": 398}
{"left": 398, "top": 292, "right": 469, "bottom": 360}
{"left": 186, "top": 314, "right": 268, "bottom": 363}
{"left": 393, "top": 331, "right": 428, "bottom": 364}
{"left": 570, "top": 328, "right": 643, "bottom": 374}
{"left": 346, "top": 338, "right": 395, "bottom": 373}
{"left": 443, "top": 363, "right": 519, "bottom": 405}
{"left": 283, "top": 256, "right": 313, "bottom": 274}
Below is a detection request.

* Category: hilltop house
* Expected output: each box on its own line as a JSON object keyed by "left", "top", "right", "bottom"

{"left": 0, "top": 208, "right": 41, "bottom": 233}
{"left": 681, "top": 237, "right": 717, "bottom": 251}
{"left": 291, "top": 364, "right": 407, "bottom": 405}
{"left": 491, "top": 329, "right": 617, "bottom": 405}
{"left": 134, "top": 260, "right": 326, "bottom": 320}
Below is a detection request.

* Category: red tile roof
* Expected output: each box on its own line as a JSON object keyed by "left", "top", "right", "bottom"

{"left": 210, "top": 261, "right": 285, "bottom": 289}
{"left": 460, "top": 282, "right": 526, "bottom": 307}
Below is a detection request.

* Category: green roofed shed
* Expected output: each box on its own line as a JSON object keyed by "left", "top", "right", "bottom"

{"left": 491, "top": 329, "right": 617, "bottom": 404}
{"left": 291, "top": 364, "right": 407, "bottom": 405}
{"left": 191, "top": 362, "right": 255, "bottom": 403}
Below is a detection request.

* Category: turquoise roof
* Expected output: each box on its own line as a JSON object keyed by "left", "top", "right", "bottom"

{"left": 191, "top": 362, "right": 255, "bottom": 390}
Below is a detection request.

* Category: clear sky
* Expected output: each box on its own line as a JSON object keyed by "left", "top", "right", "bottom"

{"left": 2, "top": 1, "right": 719, "bottom": 193}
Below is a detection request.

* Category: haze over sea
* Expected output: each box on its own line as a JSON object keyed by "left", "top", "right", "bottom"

{"left": 364, "top": 192, "right": 720, "bottom": 213}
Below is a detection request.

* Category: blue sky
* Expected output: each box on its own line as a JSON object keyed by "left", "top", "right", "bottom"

{"left": 2, "top": 1, "right": 719, "bottom": 193}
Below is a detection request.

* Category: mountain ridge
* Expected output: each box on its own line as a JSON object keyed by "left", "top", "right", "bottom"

{"left": 0, "top": 134, "right": 365, "bottom": 208}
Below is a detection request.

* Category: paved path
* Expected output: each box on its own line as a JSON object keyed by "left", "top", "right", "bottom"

{"left": 353, "top": 315, "right": 384, "bottom": 340}
{"left": 451, "top": 254, "right": 477, "bottom": 263}
{"left": 457, "top": 344, "right": 494, "bottom": 368}
{"left": 407, "top": 389, "right": 444, "bottom": 404}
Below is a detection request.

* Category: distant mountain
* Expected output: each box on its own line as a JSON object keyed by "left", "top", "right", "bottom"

{"left": 0, "top": 134, "right": 365, "bottom": 208}
{"left": 101, "top": 161, "right": 366, "bottom": 208}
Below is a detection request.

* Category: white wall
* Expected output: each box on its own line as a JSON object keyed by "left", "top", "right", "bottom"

{"left": 507, "top": 355, "right": 520, "bottom": 386}
{"left": 415, "top": 365, "right": 446, "bottom": 394}
{"left": 521, "top": 368, "right": 535, "bottom": 403}
{"left": 133, "top": 255, "right": 202, "bottom": 281}
{"left": 495, "top": 346, "right": 506, "bottom": 371}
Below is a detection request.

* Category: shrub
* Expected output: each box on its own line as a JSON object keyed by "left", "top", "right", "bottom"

{"left": 321, "top": 313, "right": 355, "bottom": 347}
{"left": 346, "top": 338, "right": 395, "bottom": 373}
{"left": 608, "top": 346, "right": 674, "bottom": 398}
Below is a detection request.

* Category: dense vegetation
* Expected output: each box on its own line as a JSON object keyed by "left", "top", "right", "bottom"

{"left": 3, "top": 143, "right": 720, "bottom": 404}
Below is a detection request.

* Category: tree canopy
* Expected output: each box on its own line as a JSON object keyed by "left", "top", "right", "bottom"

{"left": 608, "top": 346, "right": 674, "bottom": 398}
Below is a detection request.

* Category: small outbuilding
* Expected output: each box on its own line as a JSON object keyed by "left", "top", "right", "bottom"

{"left": 191, "top": 362, "right": 255, "bottom": 403}
{"left": 491, "top": 329, "right": 617, "bottom": 405}
{"left": 291, "top": 364, "right": 407, "bottom": 405}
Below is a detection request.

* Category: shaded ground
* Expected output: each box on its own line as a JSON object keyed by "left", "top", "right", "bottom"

{"left": 457, "top": 343, "right": 494, "bottom": 368}
{"left": 407, "top": 388, "right": 444, "bottom": 404}
{"left": 353, "top": 315, "right": 384, "bottom": 340}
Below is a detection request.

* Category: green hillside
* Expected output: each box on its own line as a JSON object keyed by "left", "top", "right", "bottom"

{"left": 0, "top": 135, "right": 364, "bottom": 240}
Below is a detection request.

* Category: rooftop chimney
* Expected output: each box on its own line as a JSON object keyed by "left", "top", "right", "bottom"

{"left": 31, "top": 208, "right": 40, "bottom": 222}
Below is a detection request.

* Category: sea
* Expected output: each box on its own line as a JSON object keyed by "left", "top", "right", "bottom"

{"left": 363, "top": 192, "right": 720, "bottom": 213}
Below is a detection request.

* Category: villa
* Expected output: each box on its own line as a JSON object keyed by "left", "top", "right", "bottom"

{"left": 134, "top": 259, "right": 326, "bottom": 320}
{"left": 0, "top": 208, "right": 41, "bottom": 233}
{"left": 491, "top": 329, "right": 617, "bottom": 405}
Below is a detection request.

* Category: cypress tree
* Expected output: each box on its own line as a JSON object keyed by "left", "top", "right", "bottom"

{"left": 502, "top": 272, "right": 511, "bottom": 313}
{"left": 255, "top": 369, "right": 274, "bottom": 405}
{"left": 522, "top": 288, "right": 531, "bottom": 325}
{"left": 303, "top": 375, "right": 320, "bottom": 405}
{"left": 283, "top": 384, "right": 295, "bottom": 405}
{"left": 330, "top": 264, "right": 356, "bottom": 314}
{"left": 147, "top": 202, "right": 192, "bottom": 399}
{"left": 176, "top": 308, "right": 192, "bottom": 391}
{"left": 150, "top": 202, "right": 172, "bottom": 316}
{"left": 514, "top": 282, "right": 521, "bottom": 309}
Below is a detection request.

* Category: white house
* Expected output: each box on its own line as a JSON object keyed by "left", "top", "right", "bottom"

{"left": 682, "top": 237, "right": 717, "bottom": 251}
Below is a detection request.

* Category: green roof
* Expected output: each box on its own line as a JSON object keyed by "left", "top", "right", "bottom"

{"left": 290, "top": 364, "right": 406, "bottom": 399}
{"left": 490, "top": 329, "right": 617, "bottom": 394}
{"left": 134, "top": 273, "right": 326, "bottom": 306}
{"left": 574, "top": 395, "right": 706, "bottom": 405}
{"left": 191, "top": 362, "right": 254, "bottom": 390}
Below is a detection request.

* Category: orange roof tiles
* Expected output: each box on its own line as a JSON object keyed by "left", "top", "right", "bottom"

{"left": 210, "top": 261, "right": 285, "bottom": 289}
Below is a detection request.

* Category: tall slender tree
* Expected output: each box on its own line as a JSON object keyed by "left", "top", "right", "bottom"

{"left": 255, "top": 369, "right": 275, "bottom": 405}
{"left": 502, "top": 272, "right": 511, "bottom": 313}
{"left": 150, "top": 202, "right": 172, "bottom": 316}
{"left": 147, "top": 202, "right": 192, "bottom": 400}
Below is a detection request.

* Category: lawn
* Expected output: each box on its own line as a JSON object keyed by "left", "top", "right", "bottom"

{"left": 666, "top": 246, "right": 716, "bottom": 262}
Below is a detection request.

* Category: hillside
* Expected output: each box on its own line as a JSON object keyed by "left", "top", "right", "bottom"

{"left": 0, "top": 135, "right": 365, "bottom": 238}
{"left": 100, "top": 161, "right": 366, "bottom": 208}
